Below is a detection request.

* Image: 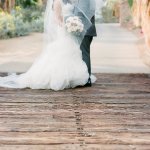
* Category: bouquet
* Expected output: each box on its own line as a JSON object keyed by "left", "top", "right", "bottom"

{"left": 65, "top": 16, "right": 84, "bottom": 35}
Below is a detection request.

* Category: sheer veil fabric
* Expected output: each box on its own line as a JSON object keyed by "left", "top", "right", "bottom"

{"left": 44, "top": 0, "right": 96, "bottom": 45}
{"left": 0, "top": 0, "right": 97, "bottom": 91}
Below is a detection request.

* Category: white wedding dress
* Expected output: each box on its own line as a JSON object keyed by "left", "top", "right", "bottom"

{"left": 0, "top": 1, "right": 96, "bottom": 91}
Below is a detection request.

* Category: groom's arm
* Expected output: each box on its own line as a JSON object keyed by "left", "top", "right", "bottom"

{"left": 74, "top": 0, "right": 90, "bottom": 18}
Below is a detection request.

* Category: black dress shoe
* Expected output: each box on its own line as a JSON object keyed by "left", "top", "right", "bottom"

{"left": 84, "top": 78, "right": 92, "bottom": 87}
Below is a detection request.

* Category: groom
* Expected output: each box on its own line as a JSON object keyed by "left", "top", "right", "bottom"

{"left": 63, "top": 0, "right": 97, "bottom": 87}
{"left": 74, "top": 0, "right": 97, "bottom": 86}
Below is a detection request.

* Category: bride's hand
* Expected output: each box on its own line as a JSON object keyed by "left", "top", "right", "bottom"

{"left": 58, "top": 16, "right": 63, "bottom": 26}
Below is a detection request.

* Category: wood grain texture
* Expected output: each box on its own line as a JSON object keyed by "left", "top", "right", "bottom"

{"left": 0, "top": 73, "right": 150, "bottom": 150}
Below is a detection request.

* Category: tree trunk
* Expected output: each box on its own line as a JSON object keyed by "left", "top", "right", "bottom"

{"left": 132, "top": 0, "right": 150, "bottom": 66}
{"left": 0, "top": 0, "right": 15, "bottom": 12}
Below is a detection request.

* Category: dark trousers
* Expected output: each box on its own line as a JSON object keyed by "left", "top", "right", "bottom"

{"left": 80, "top": 36, "right": 93, "bottom": 77}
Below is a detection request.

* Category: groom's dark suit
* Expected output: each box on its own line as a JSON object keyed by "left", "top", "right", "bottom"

{"left": 74, "top": 0, "right": 97, "bottom": 85}
{"left": 78, "top": 0, "right": 97, "bottom": 85}
{"left": 80, "top": 16, "right": 97, "bottom": 80}
{"left": 63, "top": 0, "right": 97, "bottom": 85}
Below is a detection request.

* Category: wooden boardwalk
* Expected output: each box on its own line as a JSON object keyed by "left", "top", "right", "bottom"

{"left": 0, "top": 73, "right": 150, "bottom": 150}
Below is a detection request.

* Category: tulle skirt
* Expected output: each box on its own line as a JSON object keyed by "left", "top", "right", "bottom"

{"left": 0, "top": 31, "right": 96, "bottom": 91}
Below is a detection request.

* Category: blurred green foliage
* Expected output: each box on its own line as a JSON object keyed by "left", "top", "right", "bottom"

{"left": 128, "top": 0, "right": 133, "bottom": 8}
{"left": 0, "top": 1, "right": 44, "bottom": 39}
{"left": 15, "top": 0, "right": 39, "bottom": 8}
{"left": 101, "top": 7, "right": 119, "bottom": 23}
{"left": 101, "top": 0, "right": 119, "bottom": 23}
{"left": 0, "top": 6, "right": 44, "bottom": 39}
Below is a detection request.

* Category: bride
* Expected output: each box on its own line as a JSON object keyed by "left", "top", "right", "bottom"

{"left": 0, "top": 0, "right": 96, "bottom": 91}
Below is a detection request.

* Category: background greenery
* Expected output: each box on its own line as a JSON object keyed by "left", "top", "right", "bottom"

{"left": 0, "top": 0, "right": 134, "bottom": 39}
{"left": 100, "top": 0, "right": 120, "bottom": 23}
{"left": 0, "top": 0, "right": 44, "bottom": 39}
{"left": 128, "top": 0, "right": 133, "bottom": 7}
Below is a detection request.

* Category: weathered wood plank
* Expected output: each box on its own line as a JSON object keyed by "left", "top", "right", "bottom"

{"left": 0, "top": 132, "right": 150, "bottom": 145}
{"left": 0, "top": 103, "right": 149, "bottom": 114}
{"left": 0, "top": 73, "right": 150, "bottom": 149}
{"left": 0, "top": 145, "right": 149, "bottom": 150}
